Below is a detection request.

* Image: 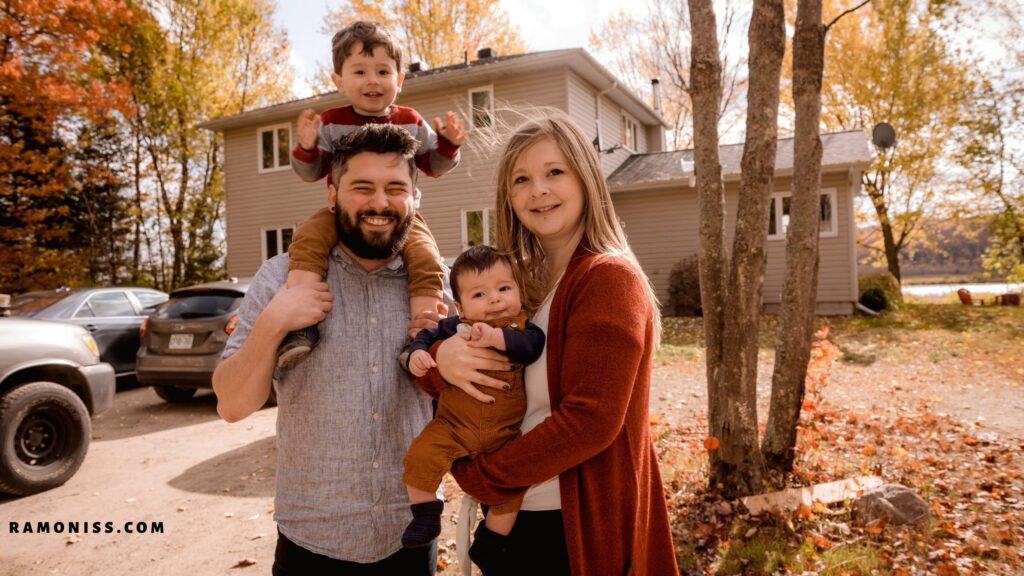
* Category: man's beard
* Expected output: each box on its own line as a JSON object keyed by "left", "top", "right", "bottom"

{"left": 335, "top": 205, "right": 414, "bottom": 260}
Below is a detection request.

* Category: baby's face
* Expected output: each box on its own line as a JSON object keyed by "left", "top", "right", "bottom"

{"left": 454, "top": 260, "right": 522, "bottom": 321}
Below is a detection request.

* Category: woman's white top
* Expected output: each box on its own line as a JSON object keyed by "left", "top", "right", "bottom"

{"left": 520, "top": 281, "right": 562, "bottom": 511}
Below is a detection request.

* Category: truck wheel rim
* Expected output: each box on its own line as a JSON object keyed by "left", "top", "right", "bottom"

{"left": 15, "top": 408, "right": 68, "bottom": 466}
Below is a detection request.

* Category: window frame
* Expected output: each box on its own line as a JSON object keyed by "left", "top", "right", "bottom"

{"left": 467, "top": 85, "right": 495, "bottom": 131}
{"left": 74, "top": 290, "right": 138, "bottom": 319}
{"left": 767, "top": 188, "right": 839, "bottom": 241}
{"left": 621, "top": 113, "right": 640, "bottom": 152}
{"left": 460, "top": 208, "right": 495, "bottom": 251}
{"left": 257, "top": 122, "right": 293, "bottom": 174}
{"left": 261, "top": 225, "right": 296, "bottom": 261}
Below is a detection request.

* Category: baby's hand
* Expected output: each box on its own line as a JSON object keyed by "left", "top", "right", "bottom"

{"left": 409, "top": 350, "right": 436, "bottom": 377}
{"left": 297, "top": 108, "right": 321, "bottom": 151}
{"left": 468, "top": 323, "right": 504, "bottom": 350}
{"left": 434, "top": 111, "right": 467, "bottom": 146}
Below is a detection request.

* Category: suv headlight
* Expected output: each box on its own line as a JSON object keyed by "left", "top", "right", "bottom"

{"left": 81, "top": 334, "right": 100, "bottom": 359}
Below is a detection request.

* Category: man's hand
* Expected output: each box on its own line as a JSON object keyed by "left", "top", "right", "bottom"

{"left": 264, "top": 282, "right": 333, "bottom": 334}
{"left": 408, "top": 350, "right": 436, "bottom": 377}
{"left": 297, "top": 108, "right": 321, "bottom": 151}
{"left": 433, "top": 111, "right": 467, "bottom": 146}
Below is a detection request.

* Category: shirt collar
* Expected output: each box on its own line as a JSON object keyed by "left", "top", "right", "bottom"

{"left": 330, "top": 245, "right": 406, "bottom": 275}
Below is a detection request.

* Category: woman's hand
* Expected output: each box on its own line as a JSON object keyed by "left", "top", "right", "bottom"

{"left": 436, "top": 332, "right": 510, "bottom": 403}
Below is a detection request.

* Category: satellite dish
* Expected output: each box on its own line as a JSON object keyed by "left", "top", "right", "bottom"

{"left": 872, "top": 122, "right": 896, "bottom": 149}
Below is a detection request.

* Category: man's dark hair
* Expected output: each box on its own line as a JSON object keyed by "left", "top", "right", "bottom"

{"left": 330, "top": 123, "right": 419, "bottom": 186}
{"left": 450, "top": 245, "right": 513, "bottom": 303}
{"left": 332, "top": 21, "right": 403, "bottom": 74}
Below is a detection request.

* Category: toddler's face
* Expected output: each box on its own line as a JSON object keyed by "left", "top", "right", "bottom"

{"left": 332, "top": 42, "right": 404, "bottom": 116}
{"left": 454, "top": 260, "right": 522, "bottom": 321}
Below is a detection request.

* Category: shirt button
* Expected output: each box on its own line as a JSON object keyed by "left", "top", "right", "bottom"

{"left": 373, "top": 412, "right": 381, "bottom": 421}
{"left": 372, "top": 505, "right": 379, "bottom": 512}
{"left": 370, "top": 317, "right": 378, "bottom": 325}
{"left": 372, "top": 460, "right": 380, "bottom": 469}
{"left": 371, "top": 365, "right": 379, "bottom": 373}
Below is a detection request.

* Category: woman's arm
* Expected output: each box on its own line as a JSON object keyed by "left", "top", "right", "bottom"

{"left": 452, "top": 258, "right": 651, "bottom": 504}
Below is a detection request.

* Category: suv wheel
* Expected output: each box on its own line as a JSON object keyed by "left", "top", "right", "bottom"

{"left": 0, "top": 382, "right": 91, "bottom": 496}
{"left": 152, "top": 384, "right": 197, "bottom": 403}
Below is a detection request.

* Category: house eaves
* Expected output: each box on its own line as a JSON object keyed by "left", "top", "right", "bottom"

{"left": 608, "top": 130, "right": 873, "bottom": 192}
{"left": 200, "top": 48, "right": 667, "bottom": 132}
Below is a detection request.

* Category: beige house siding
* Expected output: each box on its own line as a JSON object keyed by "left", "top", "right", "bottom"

{"left": 222, "top": 68, "right": 569, "bottom": 277}
{"left": 223, "top": 122, "right": 322, "bottom": 277}
{"left": 566, "top": 72, "right": 643, "bottom": 177}
{"left": 613, "top": 171, "right": 858, "bottom": 314}
{"left": 417, "top": 67, "right": 567, "bottom": 260}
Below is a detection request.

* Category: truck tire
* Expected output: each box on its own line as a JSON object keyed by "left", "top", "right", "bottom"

{"left": 0, "top": 382, "right": 91, "bottom": 496}
{"left": 152, "top": 384, "right": 197, "bottom": 403}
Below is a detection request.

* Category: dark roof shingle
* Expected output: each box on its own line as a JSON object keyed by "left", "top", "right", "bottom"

{"left": 607, "top": 130, "right": 871, "bottom": 188}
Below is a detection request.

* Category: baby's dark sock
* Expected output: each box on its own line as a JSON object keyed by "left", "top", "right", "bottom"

{"left": 401, "top": 499, "right": 444, "bottom": 548}
{"left": 469, "top": 521, "right": 511, "bottom": 576}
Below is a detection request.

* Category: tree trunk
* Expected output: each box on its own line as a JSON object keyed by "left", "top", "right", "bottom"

{"left": 688, "top": 0, "right": 727, "bottom": 486}
{"left": 866, "top": 181, "right": 903, "bottom": 282}
{"left": 762, "top": 0, "right": 825, "bottom": 482}
{"left": 714, "top": 0, "right": 786, "bottom": 498}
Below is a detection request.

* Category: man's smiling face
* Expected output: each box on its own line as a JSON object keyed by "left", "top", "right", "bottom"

{"left": 330, "top": 151, "right": 415, "bottom": 266}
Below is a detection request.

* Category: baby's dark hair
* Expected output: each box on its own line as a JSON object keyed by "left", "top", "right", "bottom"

{"left": 450, "top": 245, "right": 513, "bottom": 303}
{"left": 332, "top": 21, "right": 403, "bottom": 74}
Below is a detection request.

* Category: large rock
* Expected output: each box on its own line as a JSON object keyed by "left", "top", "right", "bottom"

{"left": 853, "top": 484, "right": 930, "bottom": 525}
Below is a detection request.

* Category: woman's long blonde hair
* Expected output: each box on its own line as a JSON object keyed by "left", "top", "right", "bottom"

{"left": 493, "top": 111, "right": 661, "bottom": 345}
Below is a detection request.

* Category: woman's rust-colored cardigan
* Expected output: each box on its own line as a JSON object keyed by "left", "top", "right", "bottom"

{"left": 421, "top": 244, "right": 679, "bottom": 575}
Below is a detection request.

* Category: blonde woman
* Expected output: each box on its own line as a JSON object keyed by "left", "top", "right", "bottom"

{"left": 419, "top": 112, "right": 678, "bottom": 575}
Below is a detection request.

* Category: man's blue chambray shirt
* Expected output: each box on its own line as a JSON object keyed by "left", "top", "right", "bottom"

{"left": 222, "top": 246, "right": 434, "bottom": 562}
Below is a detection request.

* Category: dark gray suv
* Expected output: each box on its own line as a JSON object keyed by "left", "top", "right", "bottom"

{"left": 0, "top": 317, "right": 115, "bottom": 495}
{"left": 136, "top": 279, "right": 249, "bottom": 403}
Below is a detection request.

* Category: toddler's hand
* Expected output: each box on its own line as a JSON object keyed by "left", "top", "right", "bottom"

{"left": 297, "top": 108, "right": 321, "bottom": 150}
{"left": 409, "top": 350, "right": 436, "bottom": 377}
{"left": 434, "top": 111, "right": 467, "bottom": 146}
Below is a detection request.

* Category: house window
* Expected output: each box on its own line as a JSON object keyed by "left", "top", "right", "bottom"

{"left": 468, "top": 86, "right": 494, "bottom": 129}
{"left": 767, "top": 189, "right": 839, "bottom": 240}
{"left": 462, "top": 208, "right": 495, "bottom": 250}
{"left": 622, "top": 114, "right": 639, "bottom": 151}
{"left": 263, "top": 226, "right": 294, "bottom": 260}
{"left": 258, "top": 123, "right": 291, "bottom": 172}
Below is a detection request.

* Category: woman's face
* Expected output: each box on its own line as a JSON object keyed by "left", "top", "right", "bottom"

{"left": 508, "top": 137, "right": 585, "bottom": 249}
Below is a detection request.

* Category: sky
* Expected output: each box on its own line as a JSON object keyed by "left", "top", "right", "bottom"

{"left": 275, "top": 0, "right": 643, "bottom": 97}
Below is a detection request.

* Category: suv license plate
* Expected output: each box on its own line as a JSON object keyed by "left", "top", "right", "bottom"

{"left": 169, "top": 333, "right": 194, "bottom": 349}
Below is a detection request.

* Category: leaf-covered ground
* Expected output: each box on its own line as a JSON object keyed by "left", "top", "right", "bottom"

{"left": 657, "top": 304, "right": 1024, "bottom": 574}
{"left": 437, "top": 304, "right": 1024, "bottom": 574}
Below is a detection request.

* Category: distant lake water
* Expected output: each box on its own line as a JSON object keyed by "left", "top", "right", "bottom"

{"left": 902, "top": 282, "right": 1023, "bottom": 296}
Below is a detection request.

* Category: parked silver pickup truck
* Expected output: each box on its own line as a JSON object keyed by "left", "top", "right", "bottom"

{"left": 0, "top": 315, "right": 115, "bottom": 495}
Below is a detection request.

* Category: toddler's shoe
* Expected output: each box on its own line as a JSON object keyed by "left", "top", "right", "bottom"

{"left": 277, "top": 324, "right": 320, "bottom": 369}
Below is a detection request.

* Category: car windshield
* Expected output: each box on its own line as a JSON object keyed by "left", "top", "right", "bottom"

{"left": 156, "top": 292, "right": 242, "bottom": 319}
{"left": 10, "top": 292, "right": 74, "bottom": 317}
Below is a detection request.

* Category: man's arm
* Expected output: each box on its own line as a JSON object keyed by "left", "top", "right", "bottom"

{"left": 213, "top": 282, "right": 333, "bottom": 422}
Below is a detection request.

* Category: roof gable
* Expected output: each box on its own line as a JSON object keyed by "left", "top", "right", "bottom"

{"left": 201, "top": 48, "right": 666, "bottom": 132}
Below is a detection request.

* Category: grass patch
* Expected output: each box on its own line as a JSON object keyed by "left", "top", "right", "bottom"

{"left": 818, "top": 542, "right": 887, "bottom": 575}
{"left": 716, "top": 525, "right": 800, "bottom": 574}
{"left": 656, "top": 343, "right": 702, "bottom": 362}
